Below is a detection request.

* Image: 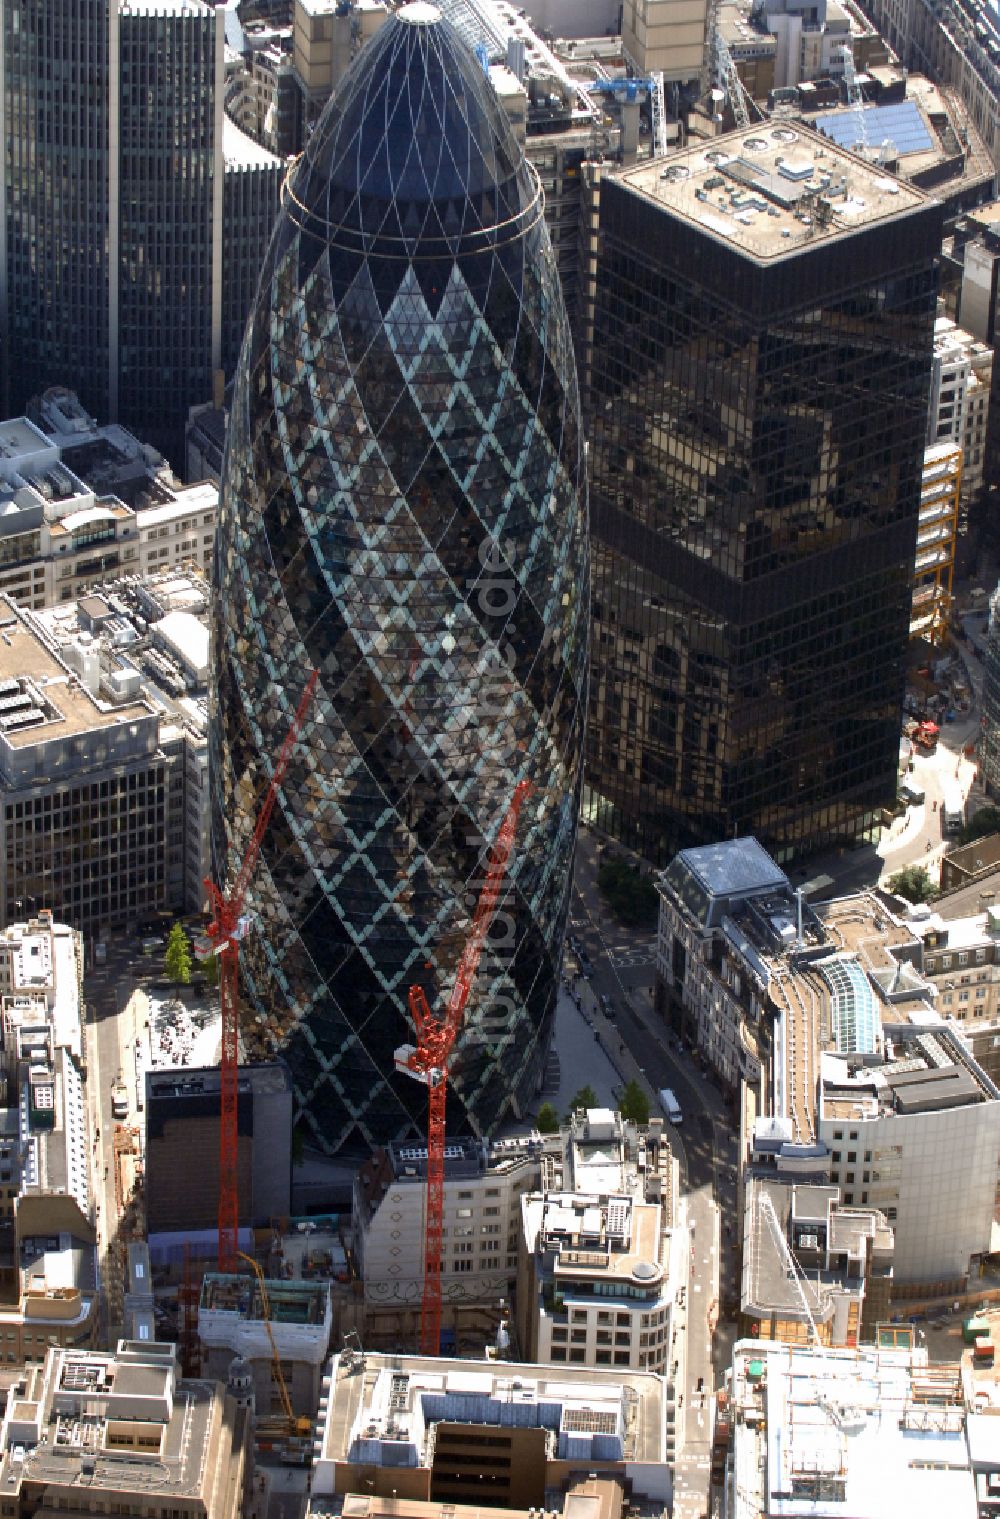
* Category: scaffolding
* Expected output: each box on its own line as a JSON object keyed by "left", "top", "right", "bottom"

{"left": 910, "top": 444, "right": 962, "bottom": 646}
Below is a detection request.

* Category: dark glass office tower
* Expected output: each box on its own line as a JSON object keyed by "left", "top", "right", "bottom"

{"left": 211, "top": 3, "right": 588, "bottom": 1156}
{"left": 585, "top": 126, "right": 942, "bottom": 863}
{"left": 1, "top": 1, "right": 281, "bottom": 466}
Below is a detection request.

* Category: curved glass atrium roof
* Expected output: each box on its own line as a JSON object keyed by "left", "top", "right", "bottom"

{"left": 818, "top": 955, "right": 880, "bottom": 1055}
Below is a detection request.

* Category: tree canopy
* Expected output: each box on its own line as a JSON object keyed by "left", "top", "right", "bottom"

{"left": 536, "top": 1102, "right": 560, "bottom": 1134}
{"left": 885, "top": 865, "right": 937, "bottom": 904}
{"left": 958, "top": 805, "right": 1000, "bottom": 847}
{"left": 566, "top": 1084, "right": 599, "bottom": 1119}
{"left": 597, "top": 855, "right": 659, "bottom": 928}
{"left": 617, "top": 1079, "right": 650, "bottom": 1125}
{"left": 164, "top": 923, "right": 192, "bottom": 984}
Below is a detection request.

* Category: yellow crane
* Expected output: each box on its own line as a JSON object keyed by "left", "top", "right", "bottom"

{"left": 236, "top": 1251, "right": 312, "bottom": 1440}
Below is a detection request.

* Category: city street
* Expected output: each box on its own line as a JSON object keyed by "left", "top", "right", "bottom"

{"left": 567, "top": 831, "right": 739, "bottom": 1519}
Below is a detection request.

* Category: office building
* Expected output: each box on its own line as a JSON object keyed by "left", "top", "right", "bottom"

{"left": 658, "top": 837, "right": 1000, "bottom": 1285}
{"left": 0, "top": 390, "right": 218, "bottom": 612}
{"left": 927, "top": 316, "right": 993, "bottom": 508}
{"left": 722, "top": 1336, "right": 980, "bottom": 1519}
{"left": 585, "top": 125, "right": 941, "bottom": 863}
{"left": 819, "top": 1019, "right": 1000, "bottom": 1288}
{"left": 211, "top": 3, "right": 589, "bottom": 1157}
{"left": 0, "top": 1, "right": 282, "bottom": 467}
{"left": 860, "top": 0, "right": 1000, "bottom": 170}
{"left": 354, "top": 1133, "right": 543, "bottom": 1344}
{"left": 620, "top": 0, "right": 707, "bottom": 88}
{"left": 198, "top": 1271, "right": 332, "bottom": 1417}
{"left": 144, "top": 1064, "right": 293, "bottom": 1258}
{"left": 981, "top": 585, "right": 1000, "bottom": 799}
{"left": 957, "top": 205, "right": 1000, "bottom": 536}
{"left": 0, "top": 1340, "right": 250, "bottom": 1519}
{"left": 0, "top": 912, "right": 98, "bottom": 1363}
{"left": 741, "top": 1176, "right": 894, "bottom": 1347}
{"left": 0, "top": 572, "right": 212, "bottom": 931}
{"left": 310, "top": 1350, "right": 672, "bottom": 1509}
{"left": 516, "top": 1107, "right": 680, "bottom": 1375}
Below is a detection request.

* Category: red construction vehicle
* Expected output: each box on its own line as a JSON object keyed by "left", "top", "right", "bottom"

{"left": 395, "top": 780, "right": 531, "bottom": 1356}
{"left": 197, "top": 671, "right": 317, "bottom": 1270}
{"left": 913, "top": 720, "right": 940, "bottom": 754}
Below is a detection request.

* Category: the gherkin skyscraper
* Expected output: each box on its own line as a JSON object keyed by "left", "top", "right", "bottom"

{"left": 210, "top": 1, "right": 589, "bottom": 1157}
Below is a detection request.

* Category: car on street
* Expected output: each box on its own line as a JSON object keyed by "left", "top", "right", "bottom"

{"left": 600, "top": 993, "right": 616, "bottom": 1020}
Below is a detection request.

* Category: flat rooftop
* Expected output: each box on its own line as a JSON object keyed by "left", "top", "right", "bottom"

{"left": 318, "top": 1352, "right": 667, "bottom": 1471}
{"left": 0, "top": 603, "right": 151, "bottom": 750}
{"left": 0, "top": 1348, "right": 217, "bottom": 1498}
{"left": 731, "top": 1338, "right": 974, "bottom": 1519}
{"left": 618, "top": 123, "right": 927, "bottom": 262}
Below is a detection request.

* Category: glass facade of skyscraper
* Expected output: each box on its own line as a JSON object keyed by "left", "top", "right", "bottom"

{"left": 585, "top": 130, "right": 942, "bottom": 863}
{"left": 211, "top": 5, "right": 588, "bottom": 1157}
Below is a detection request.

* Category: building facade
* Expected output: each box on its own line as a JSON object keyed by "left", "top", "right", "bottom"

{"left": 0, "top": 913, "right": 99, "bottom": 1363}
{"left": 211, "top": 4, "right": 589, "bottom": 1157}
{"left": 0, "top": 1, "right": 281, "bottom": 467}
{"left": 585, "top": 126, "right": 941, "bottom": 863}
{"left": 0, "top": 574, "right": 213, "bottom": 933}
{"left": 144, "top": 1064, "right": 292, "bottom": 1251}
{"left": 980, "top": 583, "right": 1000, "bottom": 800}
{"left": 354, "top": 1134, "right": 543, "bottom": 1339}
{"left": 0, "top": 392, "right": 218, "bottom": 612}
{"left": 926, "top": 316, "right": 993, "bottom": 508}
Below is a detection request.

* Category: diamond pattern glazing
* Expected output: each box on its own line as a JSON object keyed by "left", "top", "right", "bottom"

{"left": 210, "top": 6, "right": 589, "bottom": 1157}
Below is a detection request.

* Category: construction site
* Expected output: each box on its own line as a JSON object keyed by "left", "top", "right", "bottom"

{"left": 198, "top": 1268, "right": 333, "bottom": 1426}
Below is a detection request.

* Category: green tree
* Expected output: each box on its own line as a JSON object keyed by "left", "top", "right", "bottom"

{"left": 200, "top": 950, "right": 219, "bottom": 989}
{"left": 597, "top": 854, "right": 659, "bottom": 928}
{"left": 536, "top": 1102, "right": 560, "bottom": 1134}
{"left": 164, "top": 923, "right": 192, "bottom": 984}
{"left": 618, "top": 1079, "right": 650, "bottom": 1125}
{"left": 959, "top": 804, "right": 1000, "bottom": 846}
{"left": 566, "top": 1084, "right": 599, "bottom": 1119}
{"left": 886, "top": 865, "right": 937, "bottom": 904}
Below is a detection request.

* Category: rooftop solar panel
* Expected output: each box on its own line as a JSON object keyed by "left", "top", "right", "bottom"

{"left": 814, "top": 100, "right": 934, "bottom": 157}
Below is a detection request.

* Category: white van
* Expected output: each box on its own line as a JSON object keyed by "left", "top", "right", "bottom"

{"left": 658, "top": 1087, "right": 683, "bottom": 1125}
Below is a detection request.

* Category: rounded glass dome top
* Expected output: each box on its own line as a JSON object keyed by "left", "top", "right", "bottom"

{"left": 211, "top": 7, "right": 589, "bottom": 1157}
{"left": 284, "top": 4, "right": 543, "bottom": 266}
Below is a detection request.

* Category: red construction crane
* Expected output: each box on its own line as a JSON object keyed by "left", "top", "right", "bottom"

{"left": 197, "top": 670, "right": 318, "bottom": 1271}
{"left": 395, "top": 779, "right": 531, "bottom": 1355}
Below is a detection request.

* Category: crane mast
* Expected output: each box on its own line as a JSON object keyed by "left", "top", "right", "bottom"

{"left": 198, "top": 670, "right": 318, "bottom": 1270}
{"left": 395, "top": 779, "right": 532, "bottom": 1355}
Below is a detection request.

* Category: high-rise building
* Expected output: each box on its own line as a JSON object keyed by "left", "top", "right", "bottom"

{"left": 585, "top": 125, "right": 942, "bottom": 862}
{"left": 0, "top": 0, "right": 282, "bottom": 466}
{"left": 211, "top": 4, "right": 589, "bottom": 1158}
{"left": 0, "top": 1341, "right": 250, "bottom": 1519}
